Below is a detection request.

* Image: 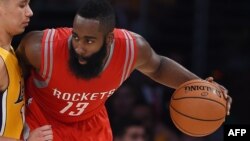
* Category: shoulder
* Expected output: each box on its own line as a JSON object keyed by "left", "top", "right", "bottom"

{"left": 128, "top": 31, "right": 153, "bottom": 68}
{"left": 125, "top": 31, "right": 150, "bottom": 53}
{"left": 17, "top": 30, "right": 44, "bottom": 70}
{"left": 113, "top": 29, "right": 154, "bottom": 70}
{"left": 22, "top": 30, "right": 44, "bottom": 43}
{"left": 114, "top": 29, "right": 150, "bottom": 59}
{"left": 20, "top": 30, "right": 44, "bottom": 50}
{"left": 20, "top": 30, "right": 44, "bottom": 59}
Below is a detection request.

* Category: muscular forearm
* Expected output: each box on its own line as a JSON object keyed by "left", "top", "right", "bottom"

{"left": 146, "top": 56, "right": 200, "bottom": 89}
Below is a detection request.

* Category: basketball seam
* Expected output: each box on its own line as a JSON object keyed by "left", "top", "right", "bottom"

{"left": 170, "top": 105, "right": 225, "bottom": 121}
{"left": 170, "top": 115, "right": 212, "bottom": 137}
{"left": 171, "top": 97, "right": 226, "bottom": 108}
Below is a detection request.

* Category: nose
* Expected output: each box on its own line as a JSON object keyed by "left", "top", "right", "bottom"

{"left": 25, "top": 5, "right": 33, "bottom": 17}
{"left": 74, "top": 44, "right": 87, "bottom": 56}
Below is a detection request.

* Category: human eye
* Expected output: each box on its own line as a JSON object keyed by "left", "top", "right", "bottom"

{"left": 19, "top": 3, "right": 26, "bottom": 8}
{"left": 86, "top": 39, "right": 94, "bottom": 44}
{"left": 72, "top": 34, "right": 79, "bottom": 41}
{"left": 19, "top": 1, "right": 28, "bottom": 8}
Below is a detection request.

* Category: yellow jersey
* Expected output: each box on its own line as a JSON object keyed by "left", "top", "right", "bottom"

{"left": 0, "top": 47, "right": 25, "bottom": 139}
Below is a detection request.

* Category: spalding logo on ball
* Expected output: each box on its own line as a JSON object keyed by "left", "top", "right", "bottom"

{"left": 169, "top": 79, "right": 227, "bottom": 137}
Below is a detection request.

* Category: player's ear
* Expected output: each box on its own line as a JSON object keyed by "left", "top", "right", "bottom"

{"left": 106, "top": 32, "right": 114, "bottom": 46}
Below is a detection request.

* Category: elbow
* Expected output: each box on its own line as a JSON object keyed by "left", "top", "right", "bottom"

{"left": 147, "top": 56, "right": 164, "bottom": 79}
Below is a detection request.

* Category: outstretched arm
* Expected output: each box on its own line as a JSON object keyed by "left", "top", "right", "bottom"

{"left": 16, "top": 31, "right": 43, "bottom": 79}
{"left": 133, "top": 32, "right": 232, "bottom": 115}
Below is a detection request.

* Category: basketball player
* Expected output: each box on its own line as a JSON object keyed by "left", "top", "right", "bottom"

{"left": 0, "top": 0, "right": 53, "bottom": 140}
{"left": 16, "top": 0, "right": 232, "bottom": 140}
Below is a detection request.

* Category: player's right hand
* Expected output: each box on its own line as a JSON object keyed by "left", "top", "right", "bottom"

{"left": 27, "top": 125, "right": 53, "bottom": 141}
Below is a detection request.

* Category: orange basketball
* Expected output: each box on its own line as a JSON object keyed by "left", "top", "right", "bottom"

{"left": 169, "top": 79, "right": 227, "bottom": 137}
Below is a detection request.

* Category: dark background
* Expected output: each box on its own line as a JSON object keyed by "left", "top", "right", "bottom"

{"left": 13, "top": 0, "right": 250, "bottom": 140}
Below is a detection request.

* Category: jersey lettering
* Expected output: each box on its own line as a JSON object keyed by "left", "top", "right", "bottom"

{"left": 53, "top": 88, "right": 115, "bottom": 101}
{"left": 60, "top": 102, "right": 89, "bottom": 116}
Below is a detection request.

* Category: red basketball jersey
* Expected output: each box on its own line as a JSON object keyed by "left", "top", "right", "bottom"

{"left": 25, "top": 27, "right": 137, "bottom": 123}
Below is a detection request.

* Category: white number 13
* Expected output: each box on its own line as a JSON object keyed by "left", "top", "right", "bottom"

{"left": 60, "top": 102, "right": 89, "bottom": 116}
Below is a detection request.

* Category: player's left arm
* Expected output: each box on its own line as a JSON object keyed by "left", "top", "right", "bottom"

{"left": 132, "top": 32, "right": 232, "bottom": 115}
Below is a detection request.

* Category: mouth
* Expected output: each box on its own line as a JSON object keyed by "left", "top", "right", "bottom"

{"left": 23, "top": 19, "right": 30, "bottom": 25}
{"left": 78, "top": 57, "right": 87, "bottom": 65}
{"left": 76, "top": 55, "right": 88, "bottom": 65}
{"left": 22, "top": 21, "right": 30, "bottom": 27}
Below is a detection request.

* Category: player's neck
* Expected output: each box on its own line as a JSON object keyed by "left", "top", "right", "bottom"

{"left": 103, "top": 47, "right": 110, "bottom": 65}
{"left": 0, "top": 32, "right": 13, "bottom": 51}
{"left": 101, "top": 43, "right": 113, "bottom": 70}
{"left": 0, "top": 43, "right": 12, "bottom": 52}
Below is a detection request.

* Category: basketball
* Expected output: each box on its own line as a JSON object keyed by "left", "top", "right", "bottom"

{"left": 169, "top": 79, "right": 227, "bottom": 137}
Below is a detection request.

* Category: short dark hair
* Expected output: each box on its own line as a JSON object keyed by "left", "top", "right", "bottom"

{"left": 77, "top": 0, "right": 115, "bottom": 34}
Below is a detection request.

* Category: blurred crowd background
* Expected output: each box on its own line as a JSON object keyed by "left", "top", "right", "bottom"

{"left": 12, "top": 0, "right": 250, "bottom": 141}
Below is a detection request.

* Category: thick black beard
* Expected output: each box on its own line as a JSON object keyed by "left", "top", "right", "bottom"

{"left": 68, "top": 40, "right": 107, "bottom": 80}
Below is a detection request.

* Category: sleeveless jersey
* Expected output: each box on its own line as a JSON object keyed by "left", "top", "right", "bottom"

{"left": 25, "top": 28, "right": 137, "bottom": 123}
{"left": 0, "top": 47, "right": 25, "bottom": 139}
